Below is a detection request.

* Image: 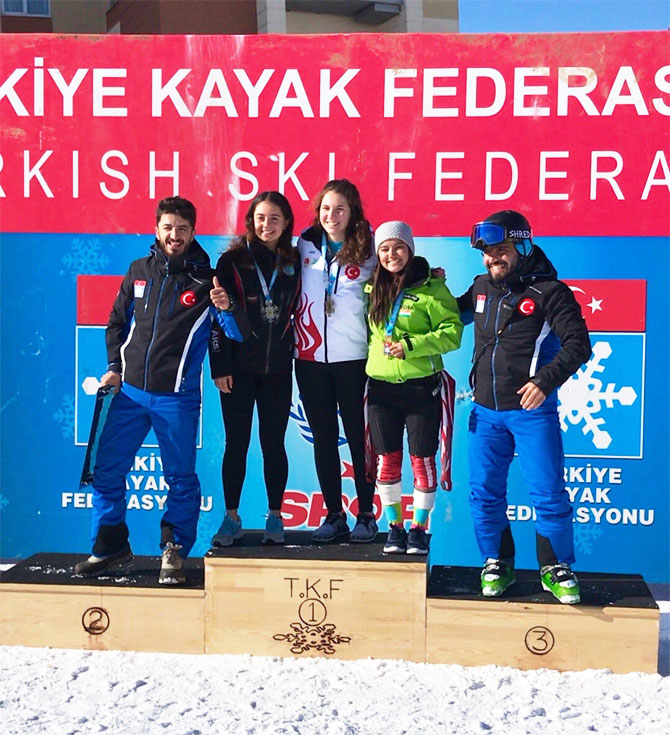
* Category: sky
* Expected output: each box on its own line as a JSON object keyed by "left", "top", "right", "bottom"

{"left": 459, "top": 0, "right": 670, "bottom": 32}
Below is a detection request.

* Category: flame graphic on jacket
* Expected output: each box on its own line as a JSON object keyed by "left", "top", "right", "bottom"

{"left": 294, "top": 293, "right": 322, "bottom": 361}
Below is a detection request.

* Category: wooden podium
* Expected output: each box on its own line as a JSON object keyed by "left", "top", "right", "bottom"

{"left": 0, "top": 540, "right": 660, "bottom": 673}
{"left": 204, "top": 531, "right": 427, "bottom": 661}
{"left": 426, "top": 565, "right": 660, "bottom": 673}
{"left": 0, "top": 553, "right": 206, "bottom": 654}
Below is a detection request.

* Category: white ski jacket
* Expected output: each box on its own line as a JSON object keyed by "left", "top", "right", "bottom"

{"left": 294, "top": 226, "right": 376, "bottom": 363}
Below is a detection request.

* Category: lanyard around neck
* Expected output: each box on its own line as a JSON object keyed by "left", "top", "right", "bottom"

{"left": 247, "top": 242, "right": 279, "bottom": 303}
{"left": 321, "top": 232, "right": 341, "bottom": 299}
{"left": 384, "top": 290, "right": 406, "bottom": 338}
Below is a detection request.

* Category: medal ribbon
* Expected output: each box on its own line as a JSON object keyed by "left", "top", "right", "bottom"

{"left": 247, "top": 243, "right": 280, "bottom": 305}
{"left": 321, "top": 233, "right": 341, "bottom": 304}
{"left": 384, "top": 290, "right": 406, "bottom": 339}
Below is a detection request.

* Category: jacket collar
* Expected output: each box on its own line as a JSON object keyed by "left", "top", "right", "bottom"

{"left": 151, "top": 238, "right": 210, "bottom": 274}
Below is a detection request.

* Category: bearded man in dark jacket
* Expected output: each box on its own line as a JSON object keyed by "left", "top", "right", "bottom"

{"left": 74, "top": 197, "right": 242, "bottom": 585}
{"left": 458, "top": 210, "right": 591, "bottom": 604}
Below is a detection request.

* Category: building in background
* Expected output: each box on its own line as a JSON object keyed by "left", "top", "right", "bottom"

{"left": 0, "top": 0, "right": 108, "bottom": 32}
{"left": 1, "top": 0, "right": 668, "bottom": 34}
{"left": 0, "top": 0, "right": 458, "bottom": 34}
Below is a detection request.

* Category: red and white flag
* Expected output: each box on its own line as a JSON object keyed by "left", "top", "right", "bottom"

{"left": 564, "top": 279, "right": 646, "bottom": 332}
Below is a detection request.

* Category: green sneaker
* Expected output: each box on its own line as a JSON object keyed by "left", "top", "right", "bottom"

{"left": 480, "top": 558, "right": 515, "bottom": 597}
{"left": 541, "top": 564, "right": 581, "bottom": 604}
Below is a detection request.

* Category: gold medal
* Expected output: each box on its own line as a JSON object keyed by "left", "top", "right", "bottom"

{"left": 325, "top": 295, "right": 336, "bottom": 316}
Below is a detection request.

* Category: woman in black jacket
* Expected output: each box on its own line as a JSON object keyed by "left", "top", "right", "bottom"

{"left": 210, "top": 191, "right": 300, "bottom": 546}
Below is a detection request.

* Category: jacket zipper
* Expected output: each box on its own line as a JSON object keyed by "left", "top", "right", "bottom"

{"left": 264, "top": 302, "right": 273, "bottom": 373}
{"left": 143, "top": 279, "right": 153, "bottom": 311}
{"left": 490, "top": 288, "right": 511, "bottom": 410}
{"left": 144, "top": 273, "right": 169, "bottom": 390}
{"left": 323, "top": 287, "right": 329, "bottom": 363}
{"left": 168, "top": 282, "right": 179, "bottom": 318}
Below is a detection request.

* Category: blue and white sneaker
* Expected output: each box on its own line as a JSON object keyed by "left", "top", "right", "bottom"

{"left": 262, "top": 513, "right": 285, "bottom": 545}
{"left": 312, "top": 512, "right": 350, "bottom": 543}
{"left": 211, "top": 514, "right": 244, "bottom": 547}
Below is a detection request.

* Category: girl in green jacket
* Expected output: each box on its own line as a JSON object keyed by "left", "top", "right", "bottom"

{"left": 366, "top": 221, "right": 463, "bottom": 554}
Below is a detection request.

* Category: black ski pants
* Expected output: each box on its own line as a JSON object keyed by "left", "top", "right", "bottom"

{"left": 295, "top": 358, "right": 374, "bottom": 515}
{"left": 219, "top": 370, "right": 292, "bottom": 512}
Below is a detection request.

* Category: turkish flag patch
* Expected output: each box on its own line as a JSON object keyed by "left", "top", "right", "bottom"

{"left": 180, "top": 290, "right": 197, "bottom": 307}
{"left": 518, "top": 298, "right": 536, "bottom": 315}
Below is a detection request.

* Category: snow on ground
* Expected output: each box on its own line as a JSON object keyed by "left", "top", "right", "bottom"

{"left": 1, "top": 644, "right": 668, "bottom": 735}
{"left": 1, "top": 572, "right": 668, "bottom": 735}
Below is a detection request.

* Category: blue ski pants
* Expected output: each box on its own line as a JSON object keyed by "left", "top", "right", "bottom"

{"left": 468, "top": 401, "right": 574, "bottom": 566}
{"left": 90, "top": 382, "right": 201, "bottom": 557}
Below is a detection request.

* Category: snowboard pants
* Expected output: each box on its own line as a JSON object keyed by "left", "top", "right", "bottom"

{"left": 90, "top": 382, "right": 201, "bottom": 557}
{"left": 468, "top": 401, "right": 574, "bottom": 567}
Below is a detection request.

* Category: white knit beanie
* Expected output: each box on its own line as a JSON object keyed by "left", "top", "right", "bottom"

{"left": 374, "top": 220, "right": 415, "bottom": 254}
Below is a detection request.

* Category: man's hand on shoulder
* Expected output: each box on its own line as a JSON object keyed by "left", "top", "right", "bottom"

{"left": 517, "top": 381, "right": 546, "bottom": 410}
{"left": 101, "top": 371, "right": 121, "bottom": 393}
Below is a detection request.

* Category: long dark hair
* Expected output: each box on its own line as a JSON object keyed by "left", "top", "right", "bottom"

{"left": 229, "top": 191, "right": 296, "bottom": 267}
{"left": 312, "top": 179, "right": 372, "bottom": 266}
{"left": 368, "top": 252, "right": 414, "bottom": 327}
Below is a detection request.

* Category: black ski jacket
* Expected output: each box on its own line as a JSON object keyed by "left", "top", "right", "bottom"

{"left": 107, "top": 240, "right": 225, "bottom": 393}
{"left": 213, "top": 240, "right": 301, "bottom": 376}
{"left": 457, "top": 245, "right": 591, "bottom": 411}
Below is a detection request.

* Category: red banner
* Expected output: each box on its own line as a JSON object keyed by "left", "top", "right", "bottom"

{"left": 1, "top": 31, "right": 668, "bottom": 236}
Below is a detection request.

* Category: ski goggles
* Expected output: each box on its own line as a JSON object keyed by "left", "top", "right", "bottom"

{"left": 470, "top": 222, "right": 532, "bottom": 251}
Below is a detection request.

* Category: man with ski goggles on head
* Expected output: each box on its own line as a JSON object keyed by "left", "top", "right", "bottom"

{"left": 457, "top": 210, "right": 591, "bottom": 604}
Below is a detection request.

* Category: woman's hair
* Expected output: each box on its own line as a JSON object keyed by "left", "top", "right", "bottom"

{"left": 312, "top": 179, "right": 372, "bottom": 266}
{"left": 228, "top": 191, "right": 295, "bottom": 267}
{"left": 368, "top": 251, "right": 414, "bottom": 327}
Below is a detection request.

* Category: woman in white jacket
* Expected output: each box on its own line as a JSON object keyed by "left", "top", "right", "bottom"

{"left": 294, "top": 179, "right": 377, "bottom": 543}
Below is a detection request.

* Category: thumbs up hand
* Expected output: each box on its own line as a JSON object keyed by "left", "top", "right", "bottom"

{"left": 210, "top": 276, "right": 231, "bottom": 311}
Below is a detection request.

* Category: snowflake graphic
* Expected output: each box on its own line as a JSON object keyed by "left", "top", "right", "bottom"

{"left": 574, "top": 522, "right": 604, "bottom": 555}
{"left": 61, "top": 237, "right": 111, "bottom": 281}
{"left": 52, "top": 394, "right": 75, "bottom": 439}
{"left": 456, "top": 388, "right": 473, "bottom": 402}
{"left": 273, "top": 622, "right": 351, "bottom": 655}
{"left": 289, "top": 396, "right": 347, "bottom": 447}
{"left": 0, "top": 494, "right": 9, "bottom": 510}
{"left": 557, "top": 341, "right": 637, "bottom": 450}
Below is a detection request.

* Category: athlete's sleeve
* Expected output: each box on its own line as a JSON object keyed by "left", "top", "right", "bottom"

{"left": 529, "top": 281, "right": 592, "bottom": 394}
{"left": 213, "top": 306, "right": 253, "bottom": 342}
{"left": 402, "top": 284, "right": 463, "bottom": 358}
{"left": 105, "top": 265, "right": 135, "bottom": 373}
{"left": 457, "top": 282, "right": 476, "bottom": 326}
{"left": 210, "top": 253, "right": 254, "bottom": 343}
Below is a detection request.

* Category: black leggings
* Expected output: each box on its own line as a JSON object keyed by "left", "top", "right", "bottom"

{"left": 295, "top": 359, "right": 374, "bottom": 514}
{"left": 219, "top": 370, "right": 292, "bottom": 511}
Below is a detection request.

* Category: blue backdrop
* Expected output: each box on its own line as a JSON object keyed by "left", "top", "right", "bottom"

{"left": 1, "top": 232, "right": 667, "bottom": 582}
